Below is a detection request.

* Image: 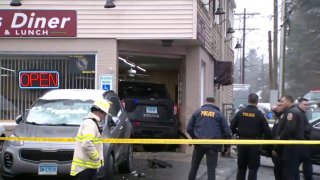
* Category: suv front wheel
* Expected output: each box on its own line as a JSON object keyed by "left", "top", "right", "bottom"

{"left": 118, "top": 144, "right": 133, "bottom": 173}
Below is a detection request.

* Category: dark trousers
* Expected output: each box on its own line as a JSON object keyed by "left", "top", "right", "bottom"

{"left": 76, "top": 168, "right": 97, "bottom": 180}
{"left": 272, "top": 154, "right": 283, "bottom": 180}
{"left": 236, "top": 145, "right": 260, "bottom": 180}
{"left": 282, "top": 146, "right": 303, "bottom": 180}
{"left": 188, "top": 145, "right": 218, "bottom": 180}
{"left": 302, "top": 146, "right": 313, "bottom": 180}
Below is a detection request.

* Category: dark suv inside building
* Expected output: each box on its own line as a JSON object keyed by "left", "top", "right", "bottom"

{"left": 118, "top": 81, "right": 179, "bottom": 141}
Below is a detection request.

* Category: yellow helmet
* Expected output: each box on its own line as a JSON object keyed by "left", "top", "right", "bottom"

{"left": 92, "top": 98, "right": 111, "bottom": 114}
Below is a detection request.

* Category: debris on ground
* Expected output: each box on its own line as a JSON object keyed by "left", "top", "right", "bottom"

{"left": 131, "top": 170, "right": 146, "bottom": 178}
{"left": 147, "top": 158, "right": 173, "bottom": 169}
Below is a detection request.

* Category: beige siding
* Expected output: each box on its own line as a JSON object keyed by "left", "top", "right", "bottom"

{"left": 0, "top": 0, "right": 195, "bottom": 39}
{"left": 197, "top": 0, "right": 231, "bottom": 61}
{"left": 196, "top": 0, "right": 235, "bottom": 107}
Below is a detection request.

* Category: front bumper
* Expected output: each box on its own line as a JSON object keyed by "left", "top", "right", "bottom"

{"left": 132, "top": 124, "right": 179, "bottom": 138}
{"left": 0, "top": 141, "right": 74, "bottom": 178}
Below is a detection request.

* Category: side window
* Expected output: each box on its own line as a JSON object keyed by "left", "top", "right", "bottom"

{"left": 109, "top": 96, "right": 121, "bottom": 118}
{"left": 109, "top": 97, "right": 121, "bottom": 116}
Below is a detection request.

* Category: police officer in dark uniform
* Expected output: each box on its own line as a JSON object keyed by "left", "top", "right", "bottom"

{"left": 230, "top": 93, "right": 271, "bottom": 180}
{"left": 295, "top": 97, "right": 313, "bottom": 180}
{"left": 187, "top": 97, "right": 232, "bottom": 180}
{"left": 276, "top": 95, "right": 305, "bottom": 180}
{"left": 271, "top": 101, "right": 285, "bottom": 180}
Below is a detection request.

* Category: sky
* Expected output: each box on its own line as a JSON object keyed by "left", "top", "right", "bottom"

{"left": 233, "top": 0, "right": 274, "bottom": 63}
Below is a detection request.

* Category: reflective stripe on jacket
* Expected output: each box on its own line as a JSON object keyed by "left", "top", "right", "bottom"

{"left": 70, "top": 113, "right": 104, "bottom": 176}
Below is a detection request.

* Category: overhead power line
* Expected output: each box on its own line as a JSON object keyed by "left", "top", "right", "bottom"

{"left": 234, "top": 9, "right": 260, "bottom": 84}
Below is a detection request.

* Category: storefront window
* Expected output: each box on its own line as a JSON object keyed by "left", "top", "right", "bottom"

{"left": 0, "top": 54, "right": 96, "bottom": 120}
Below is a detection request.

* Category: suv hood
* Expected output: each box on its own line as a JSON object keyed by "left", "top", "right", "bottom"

{"left": 14, "top": 123, "right": 79, "bottom": 138}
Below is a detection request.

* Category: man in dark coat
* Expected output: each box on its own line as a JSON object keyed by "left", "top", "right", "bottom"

{"left": 187, "top": 97, "right": 231, "bottom": 180}
{"left": 230, "top": 93, "right": 271, "bottom": 180}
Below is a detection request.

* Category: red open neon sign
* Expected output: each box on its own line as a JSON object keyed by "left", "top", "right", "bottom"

{"left": 19, "top": 71, "right": 60, "bottom": 89}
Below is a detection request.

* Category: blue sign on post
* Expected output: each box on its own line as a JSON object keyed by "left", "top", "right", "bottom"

{"left": 100, "top": 74, "right": 112, "bottom": 91}
{"left": 102, "top": 84, "right": 110, "bottom": 91}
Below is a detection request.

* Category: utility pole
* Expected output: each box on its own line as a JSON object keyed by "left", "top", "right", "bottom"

{"left": 241, "top": 8, "right": 246, "bottom": 84}
{"left": 234, "top": 9, "right": 260, "bottom": 84}
{"left": 279, "top": 0, "right": 287, "bottom": 96}
{"left": 268, "top": 31, "right": 273, "bottom": 89}
{"left": 273, "top": 0, "right": 278, "bottom": 89}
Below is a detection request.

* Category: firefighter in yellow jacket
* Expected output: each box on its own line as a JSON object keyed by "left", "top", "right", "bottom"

{"left": 70, "top": 98, "right": 111, "bottom": 180}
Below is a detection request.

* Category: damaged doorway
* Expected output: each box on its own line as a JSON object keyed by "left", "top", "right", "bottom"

{"left": 118, "top": 53, "right": 183, "bottom": 151}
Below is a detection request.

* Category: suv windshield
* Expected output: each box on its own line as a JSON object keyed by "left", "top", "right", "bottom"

{"left": 304, "top": 91, "right": 320, "bottom": 101}
{"left": 119, "top": 83, "right": 169, "bottom": 99}
{"left": 26, "top": 99, "right": 94, "bottom": 125}
{"left": 307, "top": 103, "right": 320, "bottom": 123}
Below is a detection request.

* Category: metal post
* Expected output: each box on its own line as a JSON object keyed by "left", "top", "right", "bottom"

{"left": 273, "top": 0, "right": 278, "bottom": 89}
{"left": 268, "top": 31, "right": 273, "bottom": 89}
{"left": 279, "top": 0, "right": 287, "bottom": 96}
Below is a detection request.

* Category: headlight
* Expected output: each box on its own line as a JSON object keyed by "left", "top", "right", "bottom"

{"left": 9, "top": 135, "right": 24, "bottom": 146}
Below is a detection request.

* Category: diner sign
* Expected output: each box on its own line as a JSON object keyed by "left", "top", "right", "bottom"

{"left": 0, "top": 10, "right": 77, "bottom": 37}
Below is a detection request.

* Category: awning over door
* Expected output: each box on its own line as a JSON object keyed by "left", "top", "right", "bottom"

{"left": 214, "top": 61, "right": 233, "bottom": 88}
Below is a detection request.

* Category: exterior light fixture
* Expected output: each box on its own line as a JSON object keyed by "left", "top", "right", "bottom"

{"left": 10, "top": 0, "right": 22, "bottom": 6}
{"left": 161, "top": 40, "right": 173, "bottom": 47}
{"left": 218, "top": 19, "right": 235, "bottom": 34}
{"left": 215, "top": 7, "right": 226, "bottom": 15}
{"left": 200, "top": 0, "right": 225, "bottom": 15}
{"left": 235, "top": 41, "right": 242, "bottom": 49}
{"left": 104, "top": 0, "right": 116, "bottom": 8}
{"left": 226, "top": 27, "right": 235, "bottom": 34}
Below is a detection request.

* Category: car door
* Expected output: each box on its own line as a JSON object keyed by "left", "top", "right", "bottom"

{"left": 104, "top": 93, "right": 127, "bottom": 163}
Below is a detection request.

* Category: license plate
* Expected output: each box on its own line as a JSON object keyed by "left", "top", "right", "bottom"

{"left": 146, "top": 106, "right": 157, "bottom": 114}
{"left": 38, "top": 163, "right": 57, "bottom": 175}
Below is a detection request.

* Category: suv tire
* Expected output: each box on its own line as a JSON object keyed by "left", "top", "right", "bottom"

{"left": 105, "top": 155, "right": 115, "bottom": 180}
{"left": 118, "top": 145, "right": 133, "bottom": 173}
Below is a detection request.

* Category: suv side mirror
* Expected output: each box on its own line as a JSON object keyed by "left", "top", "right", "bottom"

{"left": 15, "top": 114, "right": 23, "bottom": 124}
{"left": 15, "top": 109, "right": 28, "bottom": 124}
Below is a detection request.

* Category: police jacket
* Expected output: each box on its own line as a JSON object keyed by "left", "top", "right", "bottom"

{"left": 187, "top": 104, "right": 231, "bottom": 150}
{"left": 230, "top": 105, "right": 271, "bottom": 139}
{"left": 70, "top": 113, "right": 104, "bottom": 176}
{"left": 271, "top": 111, "right": 284, "bottom": 139}
{"left": 277, "top": 105, "right": 305, "bottom": 140}
{"left": 271, "top": 111, "right": 284, "bottom": 154}
{"left": 295, "top": 105, "right": 312, "bottom": 140}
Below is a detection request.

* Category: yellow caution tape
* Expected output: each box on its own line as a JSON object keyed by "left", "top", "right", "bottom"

{"left": 0, "top": 137, "right": 320, "bottom": 145}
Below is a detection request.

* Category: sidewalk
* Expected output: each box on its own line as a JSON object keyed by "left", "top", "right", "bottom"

{"left": 260, "top": 156, "right": 320, "bottom": 176}
{"left": 133, "top": 151, "right": 320, "bottom": 180}
{"left": 133, "top": 152, "right": 238, "bottom": 180}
